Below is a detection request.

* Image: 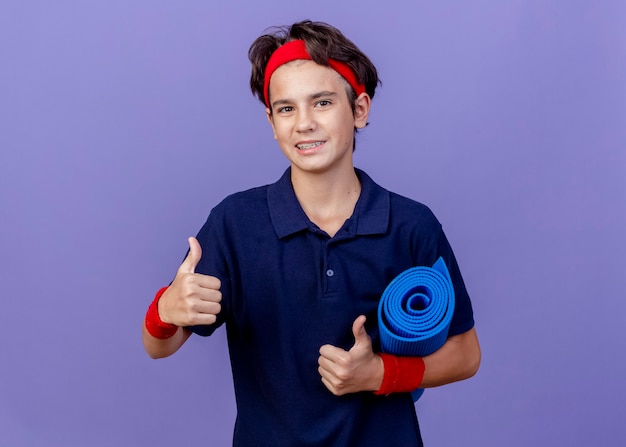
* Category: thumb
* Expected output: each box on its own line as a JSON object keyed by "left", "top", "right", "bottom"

{"left": 351, "top": 315, "right": 370, "bottom": 348}
{"left": 178, "top": 237, "right": 202, "bottom": 274}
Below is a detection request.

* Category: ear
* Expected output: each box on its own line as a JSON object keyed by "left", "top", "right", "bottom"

{"left": 353, "top": 93, "right": 371, "bottom": 129}
{"left": 266, "top": 107, "right": 278, "bottom": 140}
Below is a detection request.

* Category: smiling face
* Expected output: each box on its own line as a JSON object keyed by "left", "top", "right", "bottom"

{"left": 266, "top": 60, "right": 370, "bottom": 178}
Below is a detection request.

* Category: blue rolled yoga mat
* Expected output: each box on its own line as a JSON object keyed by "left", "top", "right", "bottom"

{"left": 377, "top": 257, "right": 455, "bottom": 401}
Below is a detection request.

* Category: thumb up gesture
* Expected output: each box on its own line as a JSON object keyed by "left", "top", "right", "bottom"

{"left": 318, "top": 316, "right": 384, "bottom": 396}
{"left": 158, "top": 237, "right": 222, "bottom": 327}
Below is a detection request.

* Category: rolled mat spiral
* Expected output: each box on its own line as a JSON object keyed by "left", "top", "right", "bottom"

{"left": 377, "top": 257, "right": 455, "bottom": 401}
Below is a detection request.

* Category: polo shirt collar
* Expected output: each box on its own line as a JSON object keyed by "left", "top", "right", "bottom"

{"left": 267, "top": 167, "right": 390, "bottom": 239}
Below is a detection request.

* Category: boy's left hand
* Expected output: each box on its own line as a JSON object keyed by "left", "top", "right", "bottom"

{"left": 318, "top": 315, "right": 384, "bottom": 396}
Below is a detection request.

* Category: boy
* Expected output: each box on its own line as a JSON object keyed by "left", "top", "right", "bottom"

{"left": 142, "top": 20, "right": 480, "bottom": 446}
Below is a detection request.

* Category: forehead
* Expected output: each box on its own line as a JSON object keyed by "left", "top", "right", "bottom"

{"left": 269, "top": 59, "right": 348, "bottom": 99}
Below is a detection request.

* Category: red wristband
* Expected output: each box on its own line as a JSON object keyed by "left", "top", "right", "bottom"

{"left": 145, "top": 287, "right": 178, "bottom": 339}
{"left": 374, "top": 354, "right": 425, "bottom": 396}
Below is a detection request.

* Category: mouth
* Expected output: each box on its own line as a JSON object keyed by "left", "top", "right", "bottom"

{"left": 296, "top": 141, "right": 324, "bottom": 150}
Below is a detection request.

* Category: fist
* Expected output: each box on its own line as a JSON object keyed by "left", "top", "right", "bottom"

{"left": 158, "top": 237, "right": 222, "bottom": 326}
{"left": 318, "top": 316, "right": 384, "bottom": 396}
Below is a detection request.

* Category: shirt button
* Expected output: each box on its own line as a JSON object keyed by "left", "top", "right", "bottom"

{"left": 326, "top": 269, "right": 335, "bottom": 277}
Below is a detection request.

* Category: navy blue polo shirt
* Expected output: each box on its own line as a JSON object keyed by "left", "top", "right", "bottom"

{"left": 189, "top": 168, "right": 474, "bottom": 447}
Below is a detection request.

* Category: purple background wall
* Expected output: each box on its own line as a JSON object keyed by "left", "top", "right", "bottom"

{"left": 1, "top": 1, "right": 624, "bottom": 445}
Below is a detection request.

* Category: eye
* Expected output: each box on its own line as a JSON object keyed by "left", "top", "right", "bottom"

{"left": 277, "top": 106, "right": 294, "bottom": 113}
{"left": 315, "top": 100, "right": 331, "bottom": 107}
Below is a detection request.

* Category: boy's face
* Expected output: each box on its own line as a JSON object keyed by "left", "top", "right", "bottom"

{"left": 266, "top": 60, "right": 370, "bottom": 177}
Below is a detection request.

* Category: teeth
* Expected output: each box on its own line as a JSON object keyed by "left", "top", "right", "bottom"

{"left": 297, "top": 141, "right": 323, "bottom": 150}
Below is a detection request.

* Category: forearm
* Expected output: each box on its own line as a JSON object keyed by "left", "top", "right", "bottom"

{"left": 420, "top": 327, "right": 481, "bottom": 388}
{"left": 142, "top": 323, "right": 192, "bottom": 359}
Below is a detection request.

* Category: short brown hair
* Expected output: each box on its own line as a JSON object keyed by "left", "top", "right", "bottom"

{"left": 249, "top": 20, "right": 380, "bottom": 108}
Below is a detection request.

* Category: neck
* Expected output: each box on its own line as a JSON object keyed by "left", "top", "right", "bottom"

{"left": 291, "top": 166, "right": 361, "bottom": 237}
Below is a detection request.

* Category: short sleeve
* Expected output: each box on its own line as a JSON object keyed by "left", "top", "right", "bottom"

{"left": 184, "top": 207, "right": 232, "bottom": 337}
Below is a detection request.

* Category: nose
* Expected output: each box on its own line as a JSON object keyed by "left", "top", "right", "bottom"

{"left": 294, "top": 108, "right": 316, "bottom": 133}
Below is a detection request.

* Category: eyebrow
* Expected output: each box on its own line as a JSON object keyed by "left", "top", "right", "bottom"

{"left": 271, "top": 91, "right": 338, "bottom": 109}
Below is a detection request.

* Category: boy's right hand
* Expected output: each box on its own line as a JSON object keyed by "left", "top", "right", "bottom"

{"left": 158, "top": 237, "right": 222, "bottom": 327}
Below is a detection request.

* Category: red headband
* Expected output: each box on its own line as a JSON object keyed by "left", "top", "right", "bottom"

{"left": 263, "top": 39, "right": 366, "bottom": 108}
